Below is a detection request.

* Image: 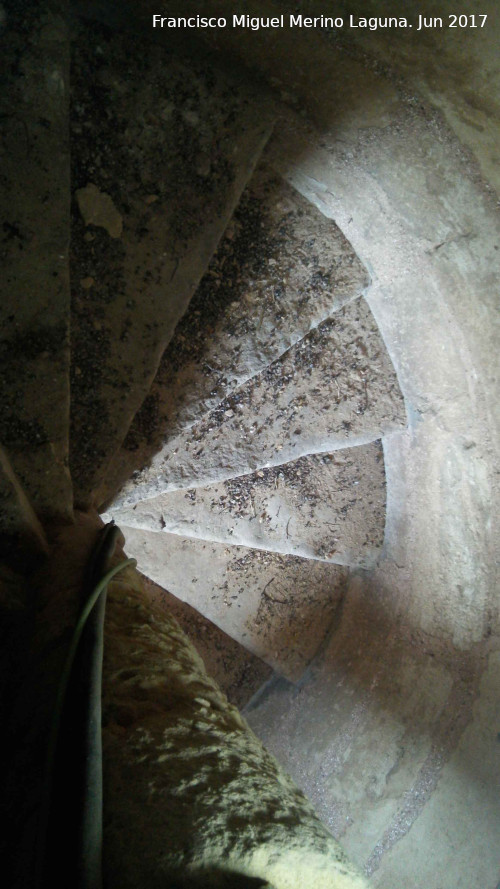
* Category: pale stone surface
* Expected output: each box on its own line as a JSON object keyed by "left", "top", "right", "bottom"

{"left": 69, "top": 19, "right": 274, "bottom": 507}
{"left": 372, "top": 650, "right": 500, "bottom": 889}
{"left": 109, "top": 442, "right": 385, "bottom": 568}
{"left": 2, "top": 3, "right": 496, "bottom": 887}
{"left": 140, "top": 574, "right": 273, "bottom": 710}
{"left": 120, "top": 527, "right": 347, "bottom": 681}
{"left": 1, "top": 513, "right": 367, "bottom": 888}
{"left": 0, "top": 0, "right": 73, "bottom": 522}
{"left": 115, "top": 297, "right": 405, "bottom": 508}
{"left": 104, "top": 163, "right": 369, "bottom": 502}
{"left": 267, "top": 112, "right": 499, "bottom": 650}
{"left": 245, "top": 576, "right": 462, "bottom": 860}
{"left": 115, "top": 9, "right": 499, "bottom": 887}
{"left": 103, "top": 563, "right": 369, "bottom": 889}
{"left": 0, "top": 446, "right": 49, "bottom": 569}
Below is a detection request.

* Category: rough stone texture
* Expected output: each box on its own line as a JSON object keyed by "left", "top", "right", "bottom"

{"left": 2, "top": 2, "right": 497, "bottom": 887}
{"left": 109, "top": 442, "right": 385, "bottom": 568}
{"left": 69, "top": 18, "right": 274, "bottom": 507}
{"left": 0, "top": 446, "right": 49, "bottom": 570}
{"left": 114, "top": 297, "right": 405, "bottom": 507}
{"left": 297, "top": 0, "right": 500, "bottom": 192}
{"left": 0, "top": 513, "right": 106, "bottom": 889}
{"left": 372, "top": 649, "right": 500, "bottom": 889}
{"left": 103, "top": 563, "right": 369, "bottom": 889}
{"left": 245, "top": 575, "right": 494, "bottom": 880}
{"left": 119, "top": 526, "right": 347, "bottom": 681}
{"left": 140, "top": 574, "right": 273, "bottom": 710}
{"left": 102, "top": 7, "right": 500, "bottom": 887}
{"left": 267, "top": 112, "right": 499, "bottom": 646}
{"left": 75, "top": 183, "right": 123, "bottom": 238}
{"left": 168, "top": 13, "right": 499, "bottom": 887}
{"left": 0, "top": 0, "right": 73, "bottom": 522}
{"left": 1, "top": 513, "right": 365, "bottom": 889}
{"left": 102, "top": 162, "right": 369, "bottom": 505}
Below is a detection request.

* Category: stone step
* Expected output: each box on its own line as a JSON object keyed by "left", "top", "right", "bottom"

{"left": 68, "top": 17, "right": 274, "bottom": 508}
{"left": 0, "top": 0, "right": 73, "bottom": 523}
{"left": 0, "top": 446, "right": 49, "bottom": 571}
{"left": 121, "top": 527, "right": 348, "bottom": 683}
{"left": 107, "top": 441, "right": 385, "bottom": 568}
{"left": 113, "top": 297, "right": 406, "bottom": 509}
{"left": 140, "top": 574, "right": 273, "bottom": 710}
{"left": 100, "top": 163, "right": 369, "bottom": 506}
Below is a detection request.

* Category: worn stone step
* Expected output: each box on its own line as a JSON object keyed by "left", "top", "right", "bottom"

{"left": 140, "top": 574, "right": 273, "bottom": 709}
{"left": 69, "top": 18, "right": 274, "bottom": 508}
{"left": 114, "top": 297, "right": 405, "bottom": 508}
{"left": 100, "top": 163, "right": 369, "bottom": 506}
{"left": 108, "top": 441, "right": 385, "bottom": 568}
{"left": 0, "top": 0, "right": 73, "bottom": 523}
{"left": 0, "top": 446, "right": 49, "bottom": 571}
{"left": 120, "top": 527, "right": 347, "bottom": 682}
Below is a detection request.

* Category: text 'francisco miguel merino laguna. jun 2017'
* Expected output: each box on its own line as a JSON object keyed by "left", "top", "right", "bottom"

{"left": 152, "top": 13, "right": 489, "bottom": 32}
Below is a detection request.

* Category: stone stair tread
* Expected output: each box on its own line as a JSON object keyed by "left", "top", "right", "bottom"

{"left": 140, "top": 574, "right": 273, "bottom": 710}
{"left": 101, "top": 163, "right": 369, "bottom": 505}
{"left": 120, "top": 527, "right": 347, "bottom": 682}
{"left": 108, "top": 441, "right": 385, "bottom": 568}
{"left": 114, "top": 297, "right": 406, "bottom": 508}
{"left": 68, "top": 18, "right": 274, "bottom": 508}
{"left": 0, "top": 2, "right": 73, "bottom": 523}
{"left": 0, "top": 446, "right": 49, "bottom": 570}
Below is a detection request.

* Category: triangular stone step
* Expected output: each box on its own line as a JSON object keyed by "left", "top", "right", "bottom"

{"left": 120, "top": 527, "right": 347, "bottom": 682}
{"left": 0, "top": 2, "right": 73, "bottom": 523}
{"left": 114, "top": 297, "right": 405, "bottom": 508}
{"left": 68, "top": 17, "right": 274, "bottom": 509}
{"left": 107, "top": 441, "right": 385, "bottom": 568}
{"left": 140, "top": 574, "right": 273, "bottom": 709}
{"left": 100, "top": 163, "right": 369, "bottom": 506}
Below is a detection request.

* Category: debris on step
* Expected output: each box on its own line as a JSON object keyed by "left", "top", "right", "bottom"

{"left": 0, "top": 0, "right": 73, "bottom": 522}
{"left": 69, "top": 18, "right": 274, "bottom": 508}
{"left": 108, "top": 441, "right": 386, "bottom": 568}
{"left": 120, "top": 527, "right": 348, "bottom": 682}
{"left": 103, "top": 163, "right": 370, "bottom": 503}
{"left": 140, "top": 574, "right": 273, "bottom": 709}
{"left": 115, "top": 297, "right": 406, "bottom": 507}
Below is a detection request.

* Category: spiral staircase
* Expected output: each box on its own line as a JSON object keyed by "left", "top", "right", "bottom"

{"left": 67, "top": 12, "right": 405, "bottom": 690}
{"left": 1, "top": 2, "right": 499, "bottom": 888}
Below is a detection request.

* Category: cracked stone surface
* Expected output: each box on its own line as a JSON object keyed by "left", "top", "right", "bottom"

{"left": 140, "top": 574, "right": 273, "bottom": 710}
{"left": 121, "top": 527, "right": 348, "bottom": 682}
{"left": 115, "top": 297, "right": 405, "bottom": 508}
{"left": 102, "top": 162, "right": 369, "bottom": 505}
{"left": 108, "top": 441, "right": 385, "bottom": 568}
{"left": 69, "top": 18, "right": 274, "bottom": 507}
{"left": 0, "top": 0, "right": 73, "bottom": 522}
